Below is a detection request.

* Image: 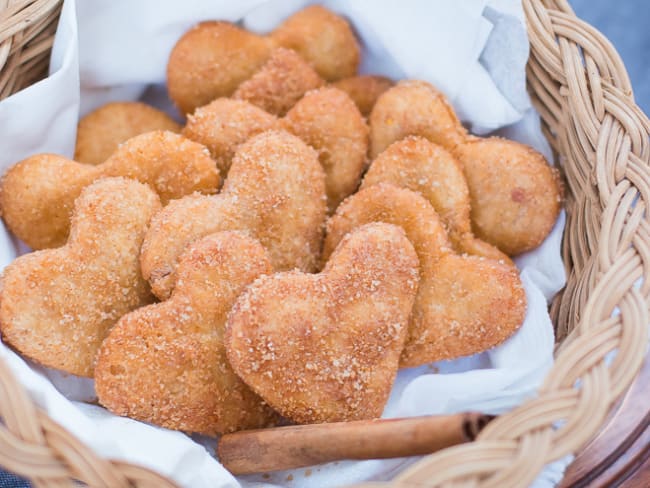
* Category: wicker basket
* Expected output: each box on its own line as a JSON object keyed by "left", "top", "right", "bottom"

{"left": 0, "top": 0, "right": 648, "bottom": 486}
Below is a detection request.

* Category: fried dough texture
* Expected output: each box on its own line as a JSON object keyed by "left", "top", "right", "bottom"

{"left": 0, "top": 178, "right": 161, "bottom": 377}
{"left": 168, "top": 6, "right": 359, "bottom": 114}
{"left": 0, "top": 131, "right": 219, "bottom": 249}
{"left": 362, "top": 136, "right": 510, "bottom": 264}
{"left": 233, "top": 48, "right": 324, "bottom": 116}
{"left": 324, "top": 184, "right": 526, "bottom": 367}
{"left": 226, "top": 223, "right": 418, "bottom": 423}
{"left": 140, "top": 130, "right": 326, "bottom": 300}
{"left": 96, "top": 232, "right": 278, "bottom": 435}
{"left": 280, "top": 87, "right": 368, "bottom": 212}
{"left": 167, "top": 21, "right": 274, "bottom": 115}
{"left": 269, "top": 5, "right": 360, "bottom": 82}
{"left": 453, "top": 137, "right": 564, "bottom": 256}
{"left": 369, "top": 80, "right": 466, "bottom": 159}
{"left": 183, "top": 87, "right": 367, "bottom": 212}
{"left": 332, "top": 75, "right": 394, "bottom": 116}
{"left": 369, "top": 80, "right": 562, "bottom": 255}
{"left": 74, "top": 102, "right": 181, "bottom": 164}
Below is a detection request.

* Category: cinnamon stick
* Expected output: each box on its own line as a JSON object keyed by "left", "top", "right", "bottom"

{"left": 217, "top": 412, "right": 494, "bottom": 475}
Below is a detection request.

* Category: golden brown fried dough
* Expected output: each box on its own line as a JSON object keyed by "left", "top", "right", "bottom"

{"left": 324, "top": 184, "right": 526, "bottom": 367}
{"left": 369, "top": 80, "right": 563, "bottom": 255}
{"left": 184, "top": 87, "right": 367, "bottom": 211}
{"left": 369, "top": 80, "right": 466, "bottom": 159}
{"left": 167, "top": 21, "right": 273, "bottom": 115}
{"left": 74, "top": 102, "right": 181, "bottom": 164}
{"left": 226, "top": 223, "right": 418, "bottom": 424}
{"left": 269, "top": 5, "right": 359, "bottom": 82}
{"left": 96, "top": 232, "right": 278, "bottom": 435}
{"left": 281, "top": 87, "right": 368, "bottom": 211}
{"left": 0, "top": 178, "right": 160, "bottom": 377}
{"left": 0, "top": 131, "right": 219, "bottom": 249}
{"left": 168, "top": 6, "right": 359, "bottom": 115}
{"left": 233, "top": 48, "right": 324, "bottom": 116}
{"left": 362, "top": 136, "right": 510, "bottom": 264}
{"left": 332, "top": 75, "right": 394, "bottom": 116}
{"left": 182, "top": 99, "right": 277, "bottom": 175}
{"left": 140, "top": 130, "right": 326, "bottom": 300}
{"left": 454, "top": 137, "right": 563, "bottom": 255}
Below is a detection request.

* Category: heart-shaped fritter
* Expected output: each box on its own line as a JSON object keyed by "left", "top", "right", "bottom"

{"left": 168, "top": 6, "right": 359, "bottom": 115}
{"left": 95, "top": 232, "right": 278, "bottom": 435}
{"left": 324, "top": 183, "right": 526, "bottom": 368}
{"left": 183, "top": 86, "right": 368, "bottom": 212}
{"left": 369, "top": 80, "right": 562, "bottom": 255}
{"left": 226, "top": 223, "right": 419, "bottom": 424}
{"left": 0, "top": 177, "right": 161, "bottom": 377}
{"left": 362, "top": 136, "right": 510, "bottom": 264}
{"left": 0, "top": 130, "right": 219, "bottom": 250}
{"left": 140, "top": 130, "right": 326, "bottom": 300}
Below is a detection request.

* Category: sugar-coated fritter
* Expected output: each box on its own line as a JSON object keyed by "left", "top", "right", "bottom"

{"left": 167, "top": 21, "right": 273, "bottom": 115}
{"left": 96, "top": 232, "right": 278, "bottom": 435}
{"left": 0, "top": 178, "right": 160, "bottom": 377}
{"left": 74, "top": 102, "right": 181, "bottom": 164}
{"left": 0, "top": 131, "right": 219, "bottom": 249}
{"left": 182, "top": 99, "right": 277, "bottom": 176}
{"left": 332, "top": 75, "right": 394, "bottom": 116}
{"left": 226, "top": 223, "right": 418, "bottom": 424}
{"left": 140, "top": 130, "right": 326, "bottom": 300}
{"left": 168, "top": 6, "right": 359, "bottom": 115}
{"left": 184, "top": 87, "right": 367, "bottom": 212}
{"left": 369, "top": 80, "right": 466, "bottom": 159}
{"left": 362, "top": 136, "right": 510, "bottom": 264}
{"left": 269, "top": 5, "right": 360, "bottom": 82}
{"left": 324, "top": 184, "right": 526, "bottom": 367}
{"left": 233, "top": 48, "right": 324, "bottom": 116}
{"left": 369, "top": 80, "right": 562, "bottom": 255}
{"left": 454, "top": 137, "right": 563, "bottom": 256}
{"left": 281, "top": 87, "right": 368, "bottom": 212}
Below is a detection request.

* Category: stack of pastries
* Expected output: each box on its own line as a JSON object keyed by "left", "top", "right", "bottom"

{"left": 0, "top": 6, "right": 562, "bottom": 436}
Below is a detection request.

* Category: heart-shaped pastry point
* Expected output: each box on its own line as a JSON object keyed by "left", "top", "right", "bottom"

{"left": 140, "top": 130, "right": 326, "bottom": 300}
{"left": 324, "top": 183, "right": 527, "bottom": 367}
{"left": 95, "top": 232, "right": 278, "bottom": 435}
{"left": 226, "top": 223, "right": 419, "bottom": 424}
{"left": 0, "top": 177, "right": 161, "bottom": 377}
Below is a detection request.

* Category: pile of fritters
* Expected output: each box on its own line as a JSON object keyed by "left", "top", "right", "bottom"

{"left": 0, "top": 6, "right": 562, "bottom": 435}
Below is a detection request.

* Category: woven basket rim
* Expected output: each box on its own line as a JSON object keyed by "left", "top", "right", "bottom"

{"left": 0, "top": 0, "right": 648, "bottom": 487}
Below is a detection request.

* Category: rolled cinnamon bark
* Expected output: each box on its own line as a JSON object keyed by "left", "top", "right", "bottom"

{"left": 217, "top": 412, "right": 494, "bottom": 475}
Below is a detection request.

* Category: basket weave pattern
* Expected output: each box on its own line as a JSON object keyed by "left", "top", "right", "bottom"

{"left": 0, "top": 0, "right": 648, "bottom": 486}
{"left": 0, "top": 0, "right": 61, "bottom": 100}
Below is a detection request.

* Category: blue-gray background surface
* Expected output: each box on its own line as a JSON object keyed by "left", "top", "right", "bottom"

{"left": 0, "top": 1, "right": 647, "bottom": 486}
{"left": 571, "top": 0, "right": 650, "bottom": 114}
